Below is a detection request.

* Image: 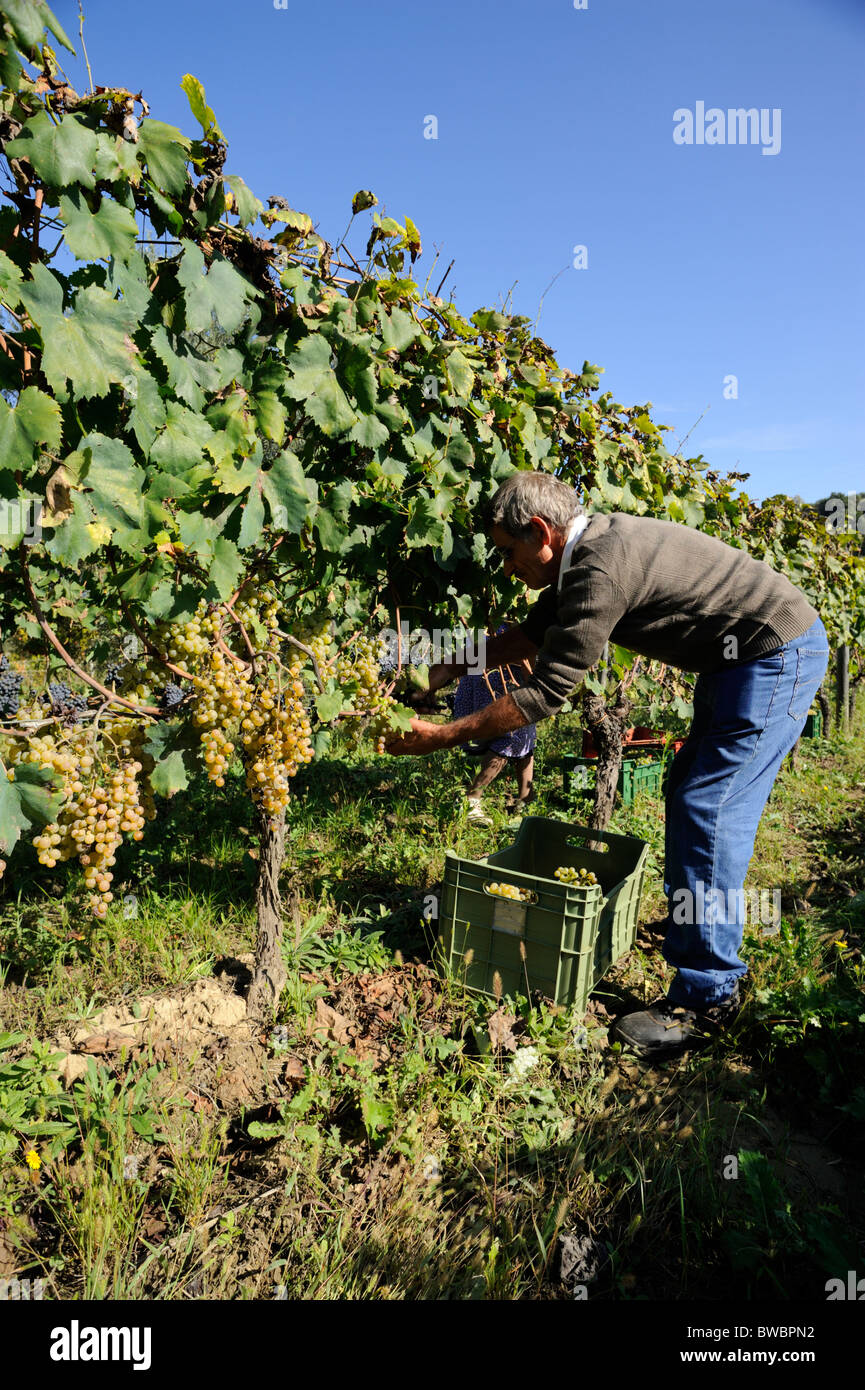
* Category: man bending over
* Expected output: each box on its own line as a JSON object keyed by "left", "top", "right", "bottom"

{"left": 386, "top": 472, "right": 829, "bottom": 1058}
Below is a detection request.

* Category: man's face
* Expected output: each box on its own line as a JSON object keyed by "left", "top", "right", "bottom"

{"left": 490, "top": 518, "right": 564, "bottom": 590}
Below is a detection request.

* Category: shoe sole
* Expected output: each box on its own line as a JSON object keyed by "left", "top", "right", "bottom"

{"left": 615, "top": 1035, "right": 695, "bottom": 1059}
{"left": 612, "top": 1019, "right": 709, "bottom": 1058}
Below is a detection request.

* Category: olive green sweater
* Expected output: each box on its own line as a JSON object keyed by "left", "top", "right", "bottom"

{"left": 510, "top": 513, "right": 819, "bottom": 725}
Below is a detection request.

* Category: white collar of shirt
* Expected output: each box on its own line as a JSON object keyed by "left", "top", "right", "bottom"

{"left": 557, "top": 513, "right": 591, "bottom": 593}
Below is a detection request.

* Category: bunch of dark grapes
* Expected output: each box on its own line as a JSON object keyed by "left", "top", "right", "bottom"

{"left": 0, "top": 656, "right": 23, "bottom": 719}
{"left": 43, "top": 683, "right": 88, "bottom": 722}
{"left": 105, "top": 663, "right": 124, "bottom": 687}
{"left": 159, "top": 682, "right": 186, "bottom": 712}
{"left": 46, "top": 681, "right": 71, "bottom": 709}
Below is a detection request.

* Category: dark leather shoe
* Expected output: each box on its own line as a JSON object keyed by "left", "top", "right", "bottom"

{"left": 612, "top": 984, "right": 741, "bottom": 1058}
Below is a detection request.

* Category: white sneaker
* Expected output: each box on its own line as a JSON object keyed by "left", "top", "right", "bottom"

{"left": 464, "top": 798, "right": 493, "bottom": 827}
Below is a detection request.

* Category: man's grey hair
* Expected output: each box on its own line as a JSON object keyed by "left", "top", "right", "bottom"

{"left": 488, "top": 472, "right": 583, "bottom": 539}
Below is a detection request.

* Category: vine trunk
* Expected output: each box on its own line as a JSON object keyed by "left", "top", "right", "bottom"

{"left": 247, "top": 805, "right": 287, "bottom": 1017}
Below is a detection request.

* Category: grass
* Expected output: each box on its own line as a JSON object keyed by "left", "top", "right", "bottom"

{"left": 0, "top": 708, "right": 863, "bottom": 1300}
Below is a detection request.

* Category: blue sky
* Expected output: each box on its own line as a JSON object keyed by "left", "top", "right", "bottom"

{"left": 50, "top": 0, "right": 864, "bottom": 503}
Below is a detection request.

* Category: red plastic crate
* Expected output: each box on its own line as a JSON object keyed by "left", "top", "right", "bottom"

{"left": 580, "top": 729, "right": 684, "bottom": 759}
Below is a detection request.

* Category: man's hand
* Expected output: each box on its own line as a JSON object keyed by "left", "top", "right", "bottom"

{"left": 427, "top": 661, "right": 458, "bottom": 693}
{"left": 384, "top": 717, "right": 446, "bottom": 756}
{"left": 404, "top": 686, "right": 447, "bottom": 714}
{"left": 403, "top": 661, "right": 458, "bottom": 713}
{"left": 385, "top": 693, "right": 530, "bottom": 758}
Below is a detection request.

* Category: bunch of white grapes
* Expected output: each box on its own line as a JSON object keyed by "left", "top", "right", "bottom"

{"left": 296, "top": 619, "right": 333, "bottom": 681}
{"left": 191, "top": 643, "right": 249, "bottom": 788}
{"left": 156, "top": 589, "right": 322, "bottom": 813}
{"left": 554, "top": 865, "right": 599, "bottom": 887}
{"left": 240, "top": 650, "right": 314, "bottom": 816}
{"left": 13, "top": 716, "right": 156, "bottom": 918}
{"left": 336, "top": 632, "right": 395, "bottom": 755}
{"left": 488, "top": 881, "right": 534, "bottom": 902}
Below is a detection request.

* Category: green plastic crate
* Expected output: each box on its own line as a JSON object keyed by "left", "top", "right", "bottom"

{"left": 620, "top": 759, "right": 666, "bottom": 802}
{"left": 802, "top": 709, "right": 823, "bottom": 739}
{"left": 439, "top": 816, "right": 649, "bottom": 1010}
{"left": 562, "top": 751, "right": 670, "bottom": 805}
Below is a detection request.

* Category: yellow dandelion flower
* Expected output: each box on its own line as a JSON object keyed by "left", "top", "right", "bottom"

{"left": 24, "top": 1149, "right": 41, "bottom": 1170}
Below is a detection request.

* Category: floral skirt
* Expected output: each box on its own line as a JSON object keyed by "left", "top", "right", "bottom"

{"left": 452, "top": 669, "right": 537, "bottom": 759}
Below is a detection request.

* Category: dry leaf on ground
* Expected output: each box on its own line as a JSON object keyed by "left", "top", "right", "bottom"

{"left": 311, "top": 998, "right": 353, "bottom": 1047}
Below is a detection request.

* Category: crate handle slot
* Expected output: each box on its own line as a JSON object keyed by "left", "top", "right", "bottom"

{"left": 483, "top": 882, "right": 538, "bottom": 906}
{"left": 566, "top": 832, "right": 610, "bottom": 852}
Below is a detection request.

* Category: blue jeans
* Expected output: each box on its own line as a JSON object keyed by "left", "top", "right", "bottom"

{"left": 661, "top": 617, "right": 830, "bottom": 1009}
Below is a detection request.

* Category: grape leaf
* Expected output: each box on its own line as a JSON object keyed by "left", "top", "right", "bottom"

{"left": 261, "top": 449, "right": 317, "bottom": 533}
{"left": 136, "top": 183, "right": 180, "bottom": 240}
{"left": 92, "top": 130, "right": 142, "bottom": 185}
{"left": 148, "top": 325, "right": 216, "bottom": 410}
{"left": 380, "top": 305, "right": 419, "bottom": 352}
{"left": 126, "top": 369, "right": 167, "bottom": 454}
{"left": 266, "top": 208, "right": 314, "bottom": 236}
{"left": 315, "top": 690, "right": 349, "bottom": 723}
{"left": 137, "top": 118, "right": 192, "bottom": 196}
{"left": 0, "top": 44, "right": 23, "bottom": 92}
{"left": 207, "top": 537, "right": 244, "bottom": 599}
{"left": 0, "top": 386, "right": 62, "bottom": 463}
{"left": 225, "top": 174, "right": 263, "bottom": 228}
{"left": 314, "top": 506, "right": 347, "bottom": 552}
{"left": 177, "top": 241, "right": 256, "bottom": 335}
{"left": 341, "top": 344, "right": 378, "bottom": 412}
{"left": 385, "top": 702, "right": 415, "bottom": 733}
{"left": 143, "top": 726, "right": 192, "bottom": 799}
{"left": 305, "top": 374, "right": 357, "bottom": 436}
{"left": 7, "top": 110, "right": 100, "bottom": 190}
{"left": 348, "top": 414, "right": 389, "bottom": 449}
{"left": 237, "top": 483, "right": 265, "bottom": 549}
{"left": 3, "top": 0, "right": 51, "bottom": 48}
{"left": 284, "top": 333, "right": 333, "bottom": 397}
{"left": 0, "top": 490, "right": 40, "bottom": 550}
{"left": 253, "top": 391, "right": 285, "bottom": 443}
{"left": 180, "top": 73, "right": 223, "bottom": 141}
{"left": 44, "top": 491, "right": 103, "bottom": 568}
{"left": 213, "top": 453, "right": 260, "bottom": 497}
{"left": 59, "top": 190, "right": 139, "bottom": 262}
{"left": 149, "top": 401, "right": 219, "bottom": 473}
{"left": 375, "top": 398, "right": 408, "bottom": 431}
{"left": 17, "top": 264, "right": 139, "bottom": 399}
{"left": 3, "top": 0, "right": 74, "bottom": 53}
{"left": 175, "top": 509, "right": 221, "bottom": 559}
{"left": 445, "top": 348, "right": 474, "bottom": 399}
{"left": 77, "top": 433, "right": 145, "bottom": 532}
{"left": 284, "top": 335, "right": 357, "bottom": 433}
{"left": 0, "top": 764, "right": 64, "bottom": 856}
{"left": 404, "top": 214, "right": 422, "bottom": 262}
{"left": 406, "top": 493, "right": 445, "bottom": 548}
{"left": 0, "top": 247, "right": 24, "bottom": 298}
{"left": 105, "top": 252, "right": 152, "bottom": 321}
